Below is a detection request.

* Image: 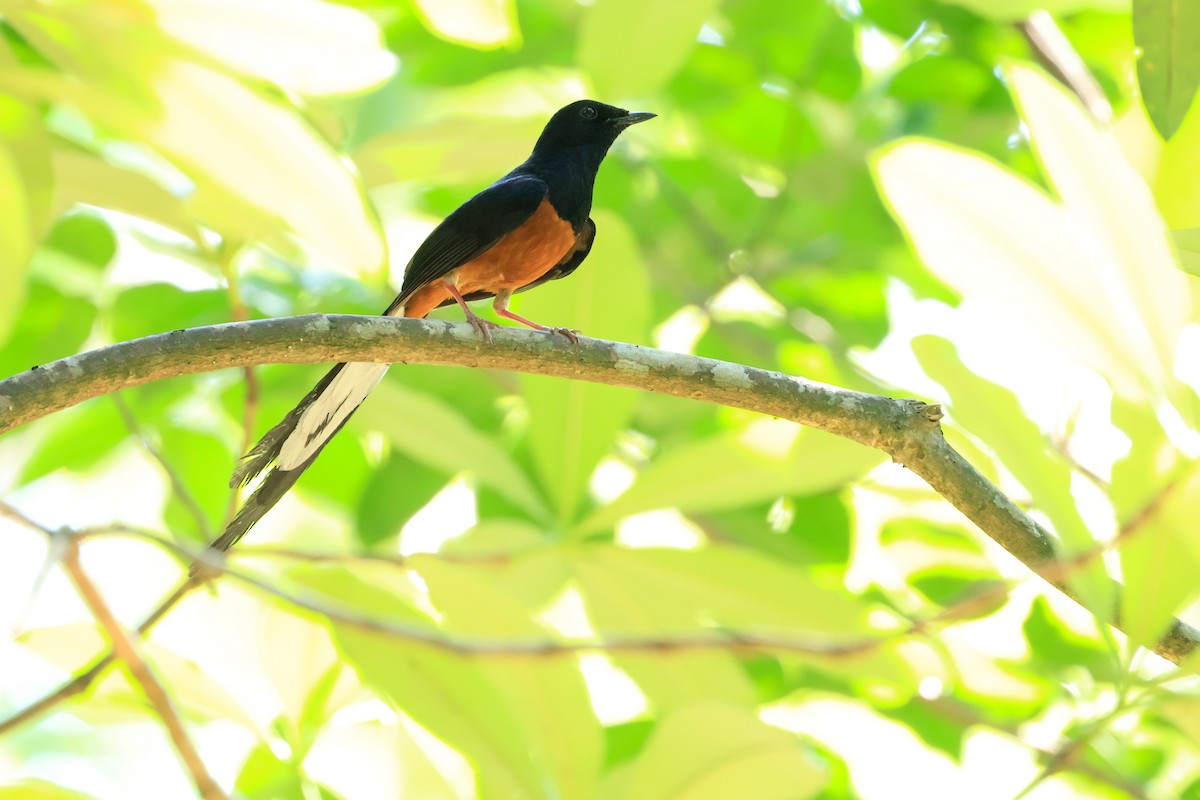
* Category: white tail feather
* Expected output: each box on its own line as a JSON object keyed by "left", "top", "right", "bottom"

{"left": 277, "top": 362, "right": 388, "bottom": 469}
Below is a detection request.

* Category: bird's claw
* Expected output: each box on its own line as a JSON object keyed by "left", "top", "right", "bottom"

{"left": 465, "top": 313, "right": 499, "bottom": 344}
{"left": 547, "top": 327, "right": 581, "bottom": 344}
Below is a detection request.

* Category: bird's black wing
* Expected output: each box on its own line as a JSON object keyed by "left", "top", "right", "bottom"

{"left": 385, "top": 175, "right": 549, "bottom": 314}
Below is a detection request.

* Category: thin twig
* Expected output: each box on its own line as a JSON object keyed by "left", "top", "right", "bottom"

{"left": 59, "top": 535, "right": 226, "bottom": 799}
{"left": 0, "top": 502, "right": 199, "bottom": 737}
{"left": 1020, "top": 11, "right": 1113, "bottom": 124}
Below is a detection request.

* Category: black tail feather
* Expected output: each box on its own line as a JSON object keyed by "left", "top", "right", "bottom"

{"left": 210, "top": 411, "right": 357, "bottom": 554}
{"left": 229, "top": 363, "right": 347, "bottom": 489}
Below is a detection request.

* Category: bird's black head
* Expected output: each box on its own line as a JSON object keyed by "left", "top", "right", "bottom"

{"left": 532, "top": 100, "right": 655, "bottom": 156}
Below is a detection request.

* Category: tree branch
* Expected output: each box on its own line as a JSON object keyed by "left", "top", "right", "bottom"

{"left": 59, "top": 535, "right": 227, "bottom": 799}
{"left": 1, "top": 315, "right": 1196, "bottom": 664}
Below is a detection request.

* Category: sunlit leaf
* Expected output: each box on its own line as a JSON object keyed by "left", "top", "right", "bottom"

{"left": 417, "top": 557, "right": 604, "bottom": 798}
{"left": 518, "top": 210, "right": 651, "bottom": 527}
{"left": 578, "top": 0, "right": 719, "bottom": 99}
{"left": 410, "top": 0, "right": 520, "bottom": 49}
{"left": 292, "top": 561, "right": 602, "bottom": 798}
{"left": 355, "top": 115, "right": 544, "bottom": 187}
{"left": 875, "top": 64, "right": 1190, "bottom": 402}
{"left": 17, "top": 623, "right": 258, "bottom": 729}
{"left": 611, "top": 702, "right": 825, "bottom": 800}
{"left": 1118, "top": 463, "right": 1200, "bottom": 651}
{"left": 259, "top": 605, "right": 346, "bottom": 743}
{"left": 570, "top": 548, "right": 757, "bottom": 712}
{"left": 51, "top": 148, "right": 202, "bottom": 243}
{"left": 146, "top": 0, "right": 396, "bottom": 95}
{"left": 1005, "top": 63, "right": 1190, "bottom": 395}
{"left": 1133, "top": 0, "right": 1200, "bottom": 140}
{"left": 145, "top": 60, "right": 385, "bottom": 273}
{"left": 2, "top": 3, "right": 387, "bottom": 274}
{"left": 579, "top": 423, "right": 880, "bottom": 535}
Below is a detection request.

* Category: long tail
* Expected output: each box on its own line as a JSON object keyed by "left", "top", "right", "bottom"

{"left": 210, "top": 360, "right": 389, "bottom": 552}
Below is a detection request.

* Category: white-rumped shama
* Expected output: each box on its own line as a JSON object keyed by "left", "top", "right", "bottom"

{"left": 210, "top": 101, "right": 654, "bottom": 552}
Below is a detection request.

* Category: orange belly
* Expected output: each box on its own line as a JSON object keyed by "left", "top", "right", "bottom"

{"left": 403, "top": 197, "right": 576, "bottom": 318}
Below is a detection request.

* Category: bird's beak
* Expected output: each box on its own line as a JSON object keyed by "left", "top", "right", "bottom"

{"left": 610, "top": 112, "right": 656, "bottom": 129}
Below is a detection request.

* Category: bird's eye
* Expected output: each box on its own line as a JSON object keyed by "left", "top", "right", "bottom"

{"left": 579, "top": 106, "right": 598, "bottom": 120}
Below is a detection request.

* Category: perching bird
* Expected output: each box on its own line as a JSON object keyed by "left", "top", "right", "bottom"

{"left": 209, "top": 100, "right": 654, "bottom": 552}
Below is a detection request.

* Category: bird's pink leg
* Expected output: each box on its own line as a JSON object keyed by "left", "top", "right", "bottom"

{"left": 444, "top": 279, "right": 498, "bottom": 344}
{"left": 493, "top": 290, "right": 580, "bottom": 344}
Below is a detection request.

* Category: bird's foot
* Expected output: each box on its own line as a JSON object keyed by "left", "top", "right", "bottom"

{"left": 546, "top": 327, "right": 581, "bottom": 344}
{"left": 464, "top": 311, "right": 499, "bottom": 344}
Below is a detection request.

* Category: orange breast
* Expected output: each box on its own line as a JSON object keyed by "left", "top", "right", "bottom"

{"left": 402, "top": 197, "right": 577, "bottom": 319}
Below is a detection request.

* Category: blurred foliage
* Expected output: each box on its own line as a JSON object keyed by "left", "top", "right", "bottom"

{"left": 2, "top": 0, "right": 1200, "bottom": 798}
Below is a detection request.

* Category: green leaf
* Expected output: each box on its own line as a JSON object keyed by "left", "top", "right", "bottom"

{"left": 110, "top": 283, "right": 228, "bottom": 342}
{"left": 355, "top": 455, "right": 450, "bottom": 546}
{"left": 878, "top": 699, "right": 967, "bottom": 760}
{"left": 699, "top": 491, "right": 854, "bottom": 568}
{"left": 579, "top": 423, "right": 880, "bottom": 535}
{"left": 1134, "top": 0, "right": 1200, "bottom": 140}
{"left": 578, "top": 0, "right": 718, "bottom": 99}
{"left": 18, "top": 400, "right": 127, "bottom": 485}
{"left": 611, "top": 702, "right": 825, "bottom": 800}
{"left": 518, "top": 210, "right": 651, "bottom": 527}
{"left": 156, "top": 422, "right": 235, "bottom": 541}
{"left": 352, "top": 380, "right": 546, "bottom": 520}
{"left": 1170, "top": 227, "right": 1200, "bottom": 275}
{"left": 0, "top": 98, "right": 40, "bottom": 348}
{"left": 232, "top": 743, "right": 309, "bottom": 800}
{"left": 879, "top": 518, "right": 1001, "bottom": 616}
{"left": 42, "top": 213, "right": 117, "bottom": 272}
{"left": 1022, "top": 597, "right": 1119, "bottom": 683}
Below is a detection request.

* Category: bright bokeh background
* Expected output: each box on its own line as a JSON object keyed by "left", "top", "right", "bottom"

{"left": 2, "top": 0, "right": 1200, "bottom": 798}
